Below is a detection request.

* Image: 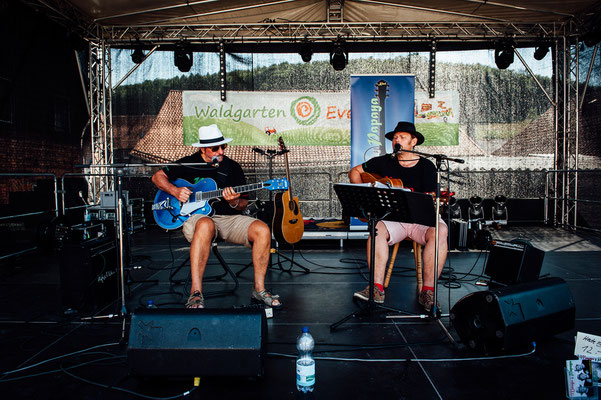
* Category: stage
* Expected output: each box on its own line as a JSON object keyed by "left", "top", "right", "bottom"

{"left": 1, "top": 225, "right": 600, "bottom": 399}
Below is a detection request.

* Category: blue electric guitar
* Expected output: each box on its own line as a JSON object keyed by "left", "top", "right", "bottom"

{"left": 152, "top": 177, "right": 288, "bottom": 230}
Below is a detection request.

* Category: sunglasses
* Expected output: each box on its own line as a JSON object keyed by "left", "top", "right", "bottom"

{"left": 208, "top": 143, "right": 227, "bottom": 152}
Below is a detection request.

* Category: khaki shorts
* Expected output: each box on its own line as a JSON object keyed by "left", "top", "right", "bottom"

{"left": 182, "top": 214, "right": 257, "bottom": 248}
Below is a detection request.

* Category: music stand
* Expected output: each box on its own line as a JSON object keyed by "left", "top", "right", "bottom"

{"left": 330, "top": 183, "right": 436, "bottom": 331}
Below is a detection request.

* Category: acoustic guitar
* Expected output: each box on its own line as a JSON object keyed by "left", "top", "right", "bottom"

{"left": 272, "top": 137, "right": 304, "bottom": 244}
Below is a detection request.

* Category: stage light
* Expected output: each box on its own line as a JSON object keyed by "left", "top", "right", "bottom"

{"left": 330, "top": 44, "right": 348, "bottom": 71}
{"left": 174, "top": 42, "right": 193, "bottom": 72}
{"left": 494, "top": 41, "right": 514, "bottom": 69}
{"left": 533, "top": 45, "right": 549, "bottom": 61}
{"left": 299, "top": 42, "right": 313, "bottom": 63}
{"left": 492, "top": 195, "right": 508, "bottom": 224}
{"left": 131, "top": 47, "right": 144, "bottom": 64}
{"left": 468, "top": 196, "right": 483, "bottom": 221}
{"left": 448, "top": 196, "right": 462, "bottom": 219}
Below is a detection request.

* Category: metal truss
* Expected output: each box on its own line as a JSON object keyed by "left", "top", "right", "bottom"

{"left": 99, "top": 21, "right": 566, "bottom": 45}
{"left": 88, "top": 38, "right": 114, "bottom": 203}
{"left": 553, "top": 32, "right": 579, "bottom": 229}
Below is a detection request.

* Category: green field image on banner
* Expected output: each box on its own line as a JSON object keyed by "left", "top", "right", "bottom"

{"left": 417, "top": 123, "right": 459, "bottom": 146}
{"left": 183, "top": 117, "right": 350, "bottom": 146}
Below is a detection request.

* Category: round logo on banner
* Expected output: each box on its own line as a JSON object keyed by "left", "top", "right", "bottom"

{"left": 290, "top": 96, "right": 320, "bottom": 126}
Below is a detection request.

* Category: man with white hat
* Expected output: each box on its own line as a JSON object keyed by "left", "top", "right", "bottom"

{"left": 152, "top": 124, "right": 282, "bottom": 309}
{"left": 348, "top": 121, "right": 448, "bottom": 313}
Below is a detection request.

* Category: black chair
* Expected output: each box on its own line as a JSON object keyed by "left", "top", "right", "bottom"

{"left": 169, "top": 240, "right": 239, "bottom": 297}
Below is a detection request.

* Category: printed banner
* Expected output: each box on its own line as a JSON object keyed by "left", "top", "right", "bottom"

{"left": 415, "top": 91, "right": 459, "bottom": 146}
{"left": 350, "top": 74, "right": 416, "bottom": 167}
{"left": 182, "top": 91, "right": 350, "bottom": 146}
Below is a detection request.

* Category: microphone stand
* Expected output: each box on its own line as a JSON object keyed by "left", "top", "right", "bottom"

{"left": 386, "top": 147, "right": 464, "bottom": 345}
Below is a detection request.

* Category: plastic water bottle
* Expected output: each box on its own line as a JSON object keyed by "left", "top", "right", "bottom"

{"left": 146, "top": 300, "right": 157, "bottom": 309}
{"left": 296, "top": 326, "right": 315, "bottom": 392}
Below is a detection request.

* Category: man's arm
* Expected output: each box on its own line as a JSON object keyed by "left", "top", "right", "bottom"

{"left": 348, "top": 164, "right": 365, "bottom": 184}
{"left": 151, "top": 170, "right": 192, "bottom": 203}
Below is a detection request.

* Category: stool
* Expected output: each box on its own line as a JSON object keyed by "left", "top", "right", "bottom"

{"left": 383, "top": 239, "right": 423, "bottom": 292}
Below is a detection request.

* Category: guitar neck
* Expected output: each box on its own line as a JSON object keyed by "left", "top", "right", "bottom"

{"left": 283, "top": 150, "right": 293, "bottom": 197}
{"left": 195, "top": 182, "right": 266, "bottom": 202}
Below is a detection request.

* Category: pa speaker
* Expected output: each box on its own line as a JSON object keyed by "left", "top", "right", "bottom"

{"left": 450, "top": 277, "right": 575, "bottom": 353}
{"left": 484, "top": 239, "right": 545, "bottom": 285}
{"left": 127, "top": 308, "right": 267, "bottom": 377}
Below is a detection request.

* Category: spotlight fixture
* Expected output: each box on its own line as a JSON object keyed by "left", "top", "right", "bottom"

{"left": 468, "top": 196, "right": 483, "bottom": 222}
{"left": 494, "top": 41, "right": 514, "bottom": 69}
{"left": 174, "top": 42, "right": 193, "bottom": 72}
{"left": 448, "top": 196, "right": 462, "bottom": 220}
{"left": 329, "top": 43, "right": 348, "bottom": 71}
{"left": 492, "top": 195, "right": 508, "bottom": 225}
{"left": 533, "top": 45, "right": 549, "bottom": 61}
{"left": 299, "top": 42, "right": 313, "bottom": 63}
{"left": 131, "top": 47, "right": 144, "bottom": 64}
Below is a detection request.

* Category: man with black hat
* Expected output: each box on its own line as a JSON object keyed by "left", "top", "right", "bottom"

{"left": 152, "top": 124, "right": 282, "bottom": 309}
{"left": 348, "top": 121, "right": 447, "bottom": 312}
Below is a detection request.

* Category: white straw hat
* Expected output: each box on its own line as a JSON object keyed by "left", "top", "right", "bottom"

{"left": 191, "top": 124, "right": 233, "bottom": 147}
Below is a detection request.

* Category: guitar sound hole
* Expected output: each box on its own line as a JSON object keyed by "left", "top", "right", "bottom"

{"left": 289, "top": 219, "right": 298, "bottom": 224}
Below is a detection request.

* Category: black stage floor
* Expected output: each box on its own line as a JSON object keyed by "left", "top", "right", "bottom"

{"left": 1, "top": 225, "right": 600, "bottom": 399}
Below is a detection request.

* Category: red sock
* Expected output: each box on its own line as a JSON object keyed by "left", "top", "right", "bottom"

{"left": 374, "top": 283, "right": 384, "bottom": 292}
{"left": 422, "top": 286, "right": 434, "bottom": 292}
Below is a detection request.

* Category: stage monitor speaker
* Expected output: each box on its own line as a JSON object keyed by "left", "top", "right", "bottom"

{"left": 484, "top": 239, "right": 545, "bottom": 286}
{"left": 450, "top": 277, "right": 575, "bottom": 353}
{"left": 127, "top": 308, "right": 267, "bottom": 377}
{"left": 59, "top": 236, "right": 118, "bottom": 313}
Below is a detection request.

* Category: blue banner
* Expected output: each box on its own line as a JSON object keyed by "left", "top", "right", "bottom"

{"left": 350, "top": 75, "right": 415, "bottom": 167}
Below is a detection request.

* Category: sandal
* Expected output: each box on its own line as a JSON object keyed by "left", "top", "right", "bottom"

{"left": 186, "top": 291, "right": 204, "bottom": 309}
{"left": 251, "top": 289, "right": 282, "bottom": 309}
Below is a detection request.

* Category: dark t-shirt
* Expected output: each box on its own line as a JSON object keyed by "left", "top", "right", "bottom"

{"left": 362, "top": 155, "right": 437, "bottom": 193}
{"left": 162, "top": 153, "right": 248, "bottom": 216}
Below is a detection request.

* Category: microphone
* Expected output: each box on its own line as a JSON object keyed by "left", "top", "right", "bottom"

{"left": 252, "top": 147, "right": 266, "bottom": 155}
{"left": 391, "top": 143, "right": 402, "bottom": 158}
{"left": 211, "top": 156, "right": 220, "bottom": 167}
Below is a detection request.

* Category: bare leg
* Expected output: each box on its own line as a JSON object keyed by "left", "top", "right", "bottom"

{"left": 421, "top": 223, "right": 448, "bottom": 287}
{"left": 247, "top": 220, "right": 281, "bottom": 307}
{"left": 247, "top": 220, "right": 271, "bottom": 291}
{"left": 189, "top": 217, "right": 215, "bottom": 294}
{"left": 366, "top": 221, "right": 391, "bottom": 285}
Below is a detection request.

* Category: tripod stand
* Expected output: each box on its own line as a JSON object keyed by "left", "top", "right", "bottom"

{"left": 330, "top": 183, "right": 436, "bottom": 331}
{"left": 244, "top": 147, "right": 309, "bottom": 274}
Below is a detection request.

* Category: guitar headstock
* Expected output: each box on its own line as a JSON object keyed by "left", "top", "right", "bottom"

{"left": 278, "top": 136, "right": 287, "bottom": 152}
{"left": 265, "top": 178, "right": 289, "bottom": 190}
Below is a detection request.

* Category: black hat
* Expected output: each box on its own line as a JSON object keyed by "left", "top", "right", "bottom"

{"left": 384, "top": 121, "right": 424, "bottom": 145}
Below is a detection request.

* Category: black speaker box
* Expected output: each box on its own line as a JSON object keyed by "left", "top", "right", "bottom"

{"left": 450, "top": 277, "right": 575, "bottom": 353}
{"left": 127, "top": 308, "right": 267, "bottom": 377}
{"left": 485, "top": 239, "right": 545, "bottom": 285}
{"left": 59, "top": 236, "right": 119, "bottom": 313}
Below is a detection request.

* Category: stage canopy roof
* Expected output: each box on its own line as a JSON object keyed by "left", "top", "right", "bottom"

{"left": 23, "top": 0, "right": 601, "bottom": 51}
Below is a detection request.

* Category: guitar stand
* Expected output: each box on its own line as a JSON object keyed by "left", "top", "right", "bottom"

{"left": 250, "top": 146, "right": 310, "bottom": 275}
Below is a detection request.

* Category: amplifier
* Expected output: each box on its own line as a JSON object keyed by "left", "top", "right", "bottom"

{"left": 59, "top": 236, "right": 119, "bottom": 313}
{"left": 485, "top": 239, "right": 545, "bottom": 286}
